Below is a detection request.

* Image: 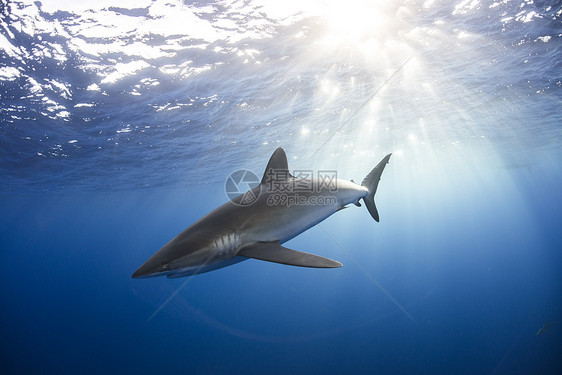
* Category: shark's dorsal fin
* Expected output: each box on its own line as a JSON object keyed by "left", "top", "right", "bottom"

{"left": 261, "top": 147, "right": 293, "bottom": 185}
{"left": 237, "top": 241, "right": 342, "bottom": 268}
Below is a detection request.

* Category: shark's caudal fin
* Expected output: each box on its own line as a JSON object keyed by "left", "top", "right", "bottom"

{"left": 238, "top": 241, "right": 342, "bottom": 268}
{"left": 361, "top": 154, "right": 392, "bottom": 222}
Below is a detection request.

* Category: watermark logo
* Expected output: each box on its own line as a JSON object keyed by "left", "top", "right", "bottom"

{"left": 266, "top": 193, "right": 337, "bottom": 208}
{"left": 225, "top": 169, "right": 260, "bottom": 206}
{"left": 262, "top": 170, "right": 338, "bottom": 193}
{"left": 225, "top": 169, "right": 339, "bottom": 207}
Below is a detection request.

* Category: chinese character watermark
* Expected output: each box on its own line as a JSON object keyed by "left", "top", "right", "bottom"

{"left": 225, "top": 169, "right": 339, "bottom": 207}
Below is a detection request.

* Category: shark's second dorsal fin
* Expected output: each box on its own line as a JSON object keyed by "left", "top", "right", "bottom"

{"left": 261, "top": 147, "right": 293, "bottom": 185}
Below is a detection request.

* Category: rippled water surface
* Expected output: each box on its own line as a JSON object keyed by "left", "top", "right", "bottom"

{"left": 2, "top": 0, "right": 560, "bottom": 191}
{"left": 1, "top": 1, "right": 561, "bottom": 374}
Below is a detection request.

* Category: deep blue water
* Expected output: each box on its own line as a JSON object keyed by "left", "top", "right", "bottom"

{"left": 1, "top": 0, "right": 561, "bottom": 374}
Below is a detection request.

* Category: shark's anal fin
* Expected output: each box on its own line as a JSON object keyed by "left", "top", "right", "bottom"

{"left": 238, "top": 241, "right": 342, "bottom": 268}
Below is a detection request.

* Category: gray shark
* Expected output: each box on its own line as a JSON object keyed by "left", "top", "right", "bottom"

{"left": 132, "top": 147, "right": 391, "bottom": 278}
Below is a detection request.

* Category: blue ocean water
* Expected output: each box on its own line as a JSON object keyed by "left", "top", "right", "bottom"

{"left": 1, "top": 0, "right": 561, "bottom": 373}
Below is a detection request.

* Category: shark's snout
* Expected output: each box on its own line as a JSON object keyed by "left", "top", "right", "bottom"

{"left": 131, "top": 267, "right": 151, "bottom": 279}
{"left": 131, "top": 260, "right": 168, "bottom": 278}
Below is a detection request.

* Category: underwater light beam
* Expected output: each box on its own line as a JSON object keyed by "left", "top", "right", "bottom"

{"left": 145, "top": 277, "right": 190, "bottom": 324}
{"left": 319, "top": 225, "right": 417, "bottom": 324}
{"left": 309, "top": 53, "right": 415, "bottom": 160}
{"left": 145, "top": 250, "right": 220, "bottom": 323}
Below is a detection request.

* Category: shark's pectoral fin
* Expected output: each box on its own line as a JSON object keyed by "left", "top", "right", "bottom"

{"left": 238, "top": 241, "right": 342, "bottom": 268}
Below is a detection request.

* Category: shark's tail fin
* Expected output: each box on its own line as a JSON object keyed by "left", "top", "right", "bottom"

{"left": 361, "top": 154, "right": 392, "bottom": 222}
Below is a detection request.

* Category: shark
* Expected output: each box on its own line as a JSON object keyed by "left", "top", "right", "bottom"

{"left": 132, "top": 147, "right": 391, "bottom": 279}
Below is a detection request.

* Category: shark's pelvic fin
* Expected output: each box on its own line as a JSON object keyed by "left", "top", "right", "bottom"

{"left": 261, "top": 147, "right": 294, "bottom": 185}
{"left": 361, "top": 153, "right": 392, "bottom": 222}
{"left": 238, "top": 241, "right": 342, "bottom": 268}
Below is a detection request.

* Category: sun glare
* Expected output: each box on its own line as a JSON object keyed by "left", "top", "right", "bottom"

{"left": 322, "top": 0, "right": 386, "bottom": 43}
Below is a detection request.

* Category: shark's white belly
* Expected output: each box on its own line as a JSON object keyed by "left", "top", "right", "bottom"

{"left": 275, "top": 204, "right": 338, "bottom": 243}
{"left": 248, "top": 183, "right": 368, "bottom": 244}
